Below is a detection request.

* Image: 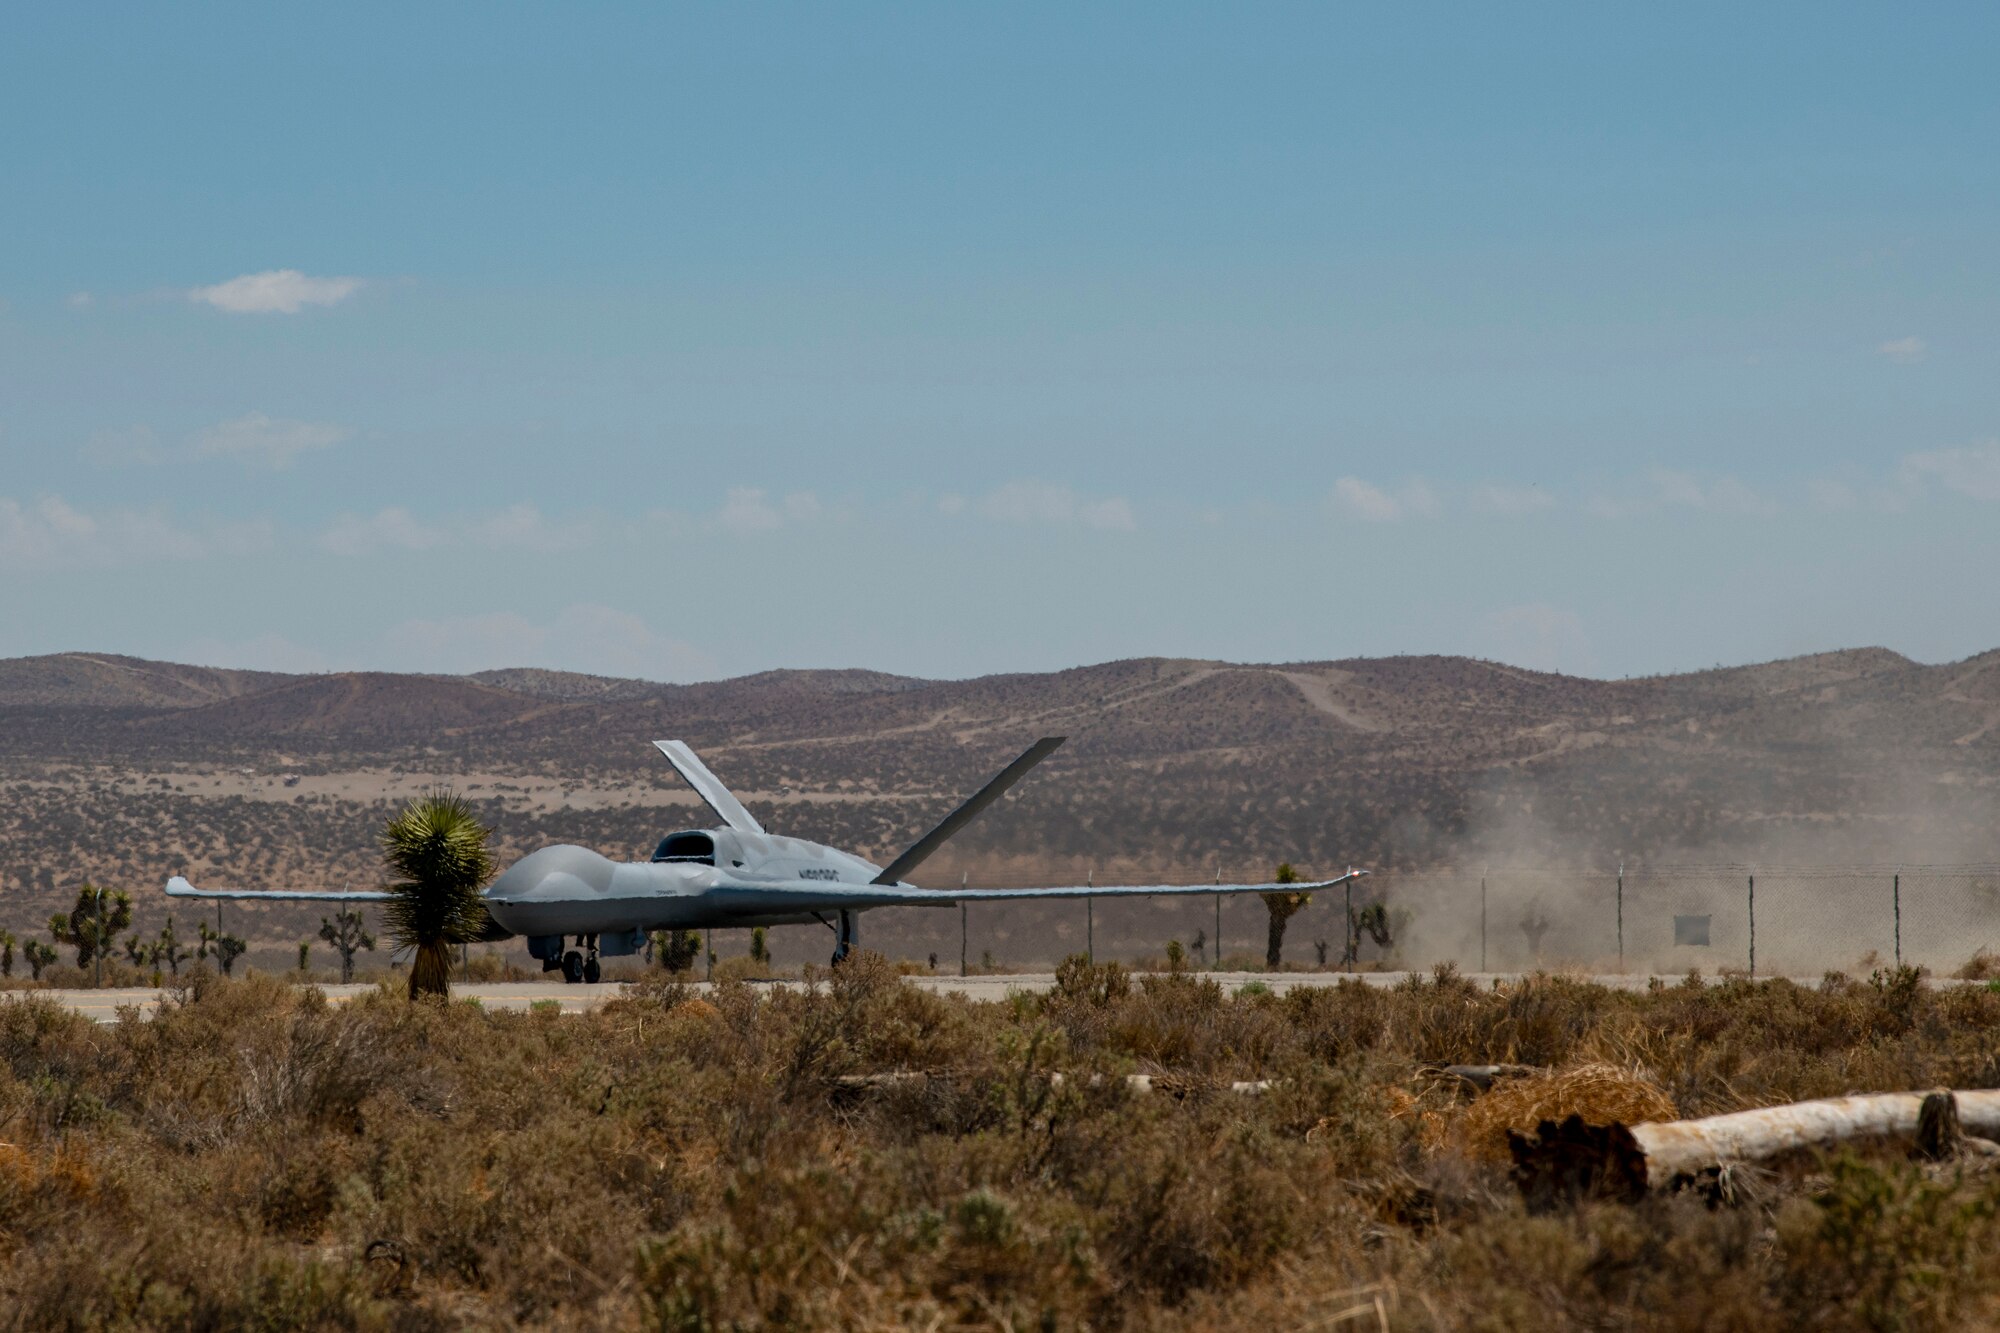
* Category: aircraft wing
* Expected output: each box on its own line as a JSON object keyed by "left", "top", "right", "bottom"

{"left": 946, "top": 871, "right": 1366, "bottom": 903}
{"left": 165, "top": 876, "right": 393, "bottom": 902}
{"left": 699, "top": 870, "right": 1366, "bottom": 914}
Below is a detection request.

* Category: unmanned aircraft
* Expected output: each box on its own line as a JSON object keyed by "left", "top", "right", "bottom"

{"left": 168, "top": 737, "right": 1365, "bottom": 982}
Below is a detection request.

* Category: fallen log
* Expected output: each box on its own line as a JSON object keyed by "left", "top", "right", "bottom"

{"left": 1417, "top": 1063, "right": 1542, "bottom": 1093}
{"left": 828, "top": 1071, "right": 1273, "bottom": 1097}
{"left": 1511, "top": 1089, "right": 2000, "bottom": 1209}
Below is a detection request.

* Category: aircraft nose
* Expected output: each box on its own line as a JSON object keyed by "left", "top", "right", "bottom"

{"left": 487, "top": 844, "right": 617, "bottom": 903}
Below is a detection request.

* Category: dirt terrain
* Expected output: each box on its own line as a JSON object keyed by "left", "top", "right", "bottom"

{"left": 2, "top": 648, "right": 1997, "bottom": 961}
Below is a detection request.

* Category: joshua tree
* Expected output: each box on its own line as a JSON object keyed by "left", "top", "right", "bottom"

{"left": 1261, "top": 862, "right": 1311, "bottom": 968}
{"left": 1191, "top": 929, "right": 1207, "bottom": 967}
{"left": 214, "top": 933, "right": 247, "bottom": 976}
{"left": 194, "top": 920, "right": 251, "bottom": 975}
{"left": 1345, "top": 902, "right": 1395, "bottom": 966}
{"left": 750, "top": 926, "right": 770, "bottom": 965}
{"left": 24, "top": 939, "right": 58, "bottom": 981}
{"left": 319, "top": 907, "right": 376, "bottom": 983}
{"left": 653, "top": 929, "right": 700, "bottom": 974}
{"left": 1314, "top": 938, "right": 1330, "bottom": 967}
{"left": 49, "top": 883, "right": 133, "bottom": 968}
{"left": 157, "top": 916, "right": 188, "bottom": 977}
{"left": 0, "top": 929, "right": 15, "bottom": 978}
{"left": 123, "top": 934, "right": 147, "bottom": 966}
{"left": 1165, "top": 939, "right": 1186, "bottom": 969}
{"left": 380, "top": 788, "right": 496, "bottom": 1000}
{"left": 1519, "top": 902, "right": 1551, "bottom": 958}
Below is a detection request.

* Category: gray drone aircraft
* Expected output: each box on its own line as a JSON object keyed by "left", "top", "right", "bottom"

{"left": 168, "top": 737, "right": 1365, "bottom": 982}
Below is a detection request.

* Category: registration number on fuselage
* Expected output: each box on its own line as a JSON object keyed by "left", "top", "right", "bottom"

{"left": 798, "top": 868, "right": 841, "bottom": 881}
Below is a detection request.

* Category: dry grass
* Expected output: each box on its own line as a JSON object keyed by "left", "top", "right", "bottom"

{"left": 1, "top": 957, "right": 1999, "bottom": 1328}
{"left": 1455, "top": 1062, "right": 1677, "bottom": 1162}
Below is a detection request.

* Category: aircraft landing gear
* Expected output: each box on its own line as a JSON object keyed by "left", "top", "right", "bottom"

{"left": 560, "top": 934, "right": 603, "bottom": 984}
{"left": 830, "top": 910, "right": 859, "bottom": 967}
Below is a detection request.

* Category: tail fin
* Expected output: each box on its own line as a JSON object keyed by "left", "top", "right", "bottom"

{"left": 871, "top": 737, "right": 1065, "bottom": 885}
{"left": 653, "top": 740, "right": 766, "bottom": 834}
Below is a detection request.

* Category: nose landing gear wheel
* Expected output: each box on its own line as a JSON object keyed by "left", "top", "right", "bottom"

{"left": 561, "top": 950, "right": 584, "bottom": 984}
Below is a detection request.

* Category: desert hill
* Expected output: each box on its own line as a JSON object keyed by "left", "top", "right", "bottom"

{"left": 1, "top": 646, "right": 1996, "bottom": 962}
{"left": 0, "top": 652, "right": 288, "bottom": 709}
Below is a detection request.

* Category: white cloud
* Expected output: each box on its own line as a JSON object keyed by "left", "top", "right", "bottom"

{"left": 1473, "top": 603, "right": 1597, "bottom": 677}
{"left": 66, "top": 291, "right": 93, "bottom": 309}
{"left": 712, "top": 487, "right": 828, "bottom": 534}
{"left": 716, "top": 487, "right": 777, "bottom": 533}
{"left": 318, "top": 508, "right": 445, "bottom": 557}
{"left": 1331, "top": 476, "right": 1438, "bottom": 522}
{"left": 465, "top": 503, "right": 590, "bottom": 552}
{"left": 318, "top": 503, "right": 596, "bottom": 557}
{"left": 379, "top": 604, "right": 716, "bottom": 680}
{"left": 1899, "top": 440, "right": 2000, "bottom": 502}
{"left": 1582, "top": 494, "right": 1627, "bottom": 520}
{"left": 1877, "top": 336, "right": 1927, "bottom": 365}
{"left": 0, "top": 495, "right": 271, "bottom": 572}
{"left": 189, "top": 269, "right": 362, "bottom": 314}
{"left": 1646, "top": 469, "right": 1775, "bottom": 516}
{"left": 975, "top": 481, "right": 1137, "bottom": 532}
{"left": 1469, "top": 482, "right": 1556, "bottom": 515}
{"left": 193, "top": 413, "right": 347, "bottom": 468}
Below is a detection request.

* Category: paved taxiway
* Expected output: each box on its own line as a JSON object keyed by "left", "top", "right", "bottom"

{"left": 29, "top": 970, "right": 1841, "bottom": 1023}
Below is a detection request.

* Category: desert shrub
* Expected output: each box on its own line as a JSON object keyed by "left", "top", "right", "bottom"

{"left": 1772, "top": 1154, "right": 2000, "bottom": 1331}
{"left": 6, "top": 965, "right": 2000, "bottom": 1327}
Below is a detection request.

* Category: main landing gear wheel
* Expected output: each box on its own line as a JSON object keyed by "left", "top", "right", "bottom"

{"left": 583, "top": 957, "right": 601, "bottom": 984}
{"left": 561, "top": 951, "right": 584, "bottom": 984}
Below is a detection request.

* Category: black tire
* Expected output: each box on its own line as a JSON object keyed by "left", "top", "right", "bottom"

{"left": 561, "top": 950, "right": 584, "bottom": 984}
{"left": 583, "top": 957, "right": 601, "bottom": 984}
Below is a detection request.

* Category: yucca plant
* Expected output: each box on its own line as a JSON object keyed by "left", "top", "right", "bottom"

{"left": 1261, "top": 861, "right": 1311, "bottom": 968}
{"left": 380, "top": 788, "right": 495, "bottom": 1000}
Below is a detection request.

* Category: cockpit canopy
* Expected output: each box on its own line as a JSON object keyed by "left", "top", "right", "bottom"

{"left": 651, "top": 831, "right": 715, "bottom": 865}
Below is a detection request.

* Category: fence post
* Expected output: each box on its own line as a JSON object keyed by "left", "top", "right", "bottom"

{"left": 1893, "top": 871, "right": 1901, "bottom": 968}
{"left": 1086, "top": 869, "right": 1093, "bottom": 965}
{"left": 1480, "top": 868, "right": 1488, "bottom": 972}
{"left": 1748, "top": 874, "right": 1755, "bottom": 979}
{"left": 1345, "top": 871, "right": 1354, "bottom": 974}
{"left": 1616, "top": 862, "right": 1625, "bottom": 972}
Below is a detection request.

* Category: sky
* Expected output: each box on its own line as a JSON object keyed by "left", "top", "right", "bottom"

{"left": 2, "top": 3, "right": 1997, "bottom": 683}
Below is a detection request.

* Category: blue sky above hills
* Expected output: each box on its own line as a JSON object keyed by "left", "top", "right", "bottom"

{"left": 3, "top": 4, "right": 1996, "bottom": 681}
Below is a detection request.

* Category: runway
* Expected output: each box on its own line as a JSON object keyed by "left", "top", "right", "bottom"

{"left": 23, "top": 970, "right": 1841, "bottom": 1022}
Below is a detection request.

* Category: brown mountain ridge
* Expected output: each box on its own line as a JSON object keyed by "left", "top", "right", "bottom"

{"left": 0, "top": 648, "right": 1995, "bottom": 942}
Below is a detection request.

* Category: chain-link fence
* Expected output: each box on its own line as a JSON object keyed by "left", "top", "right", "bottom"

{"left": 20, "top": 863, "right": 2000, "bottom": 978}
{"left": 837, "top": 864, "right": 2000, "bottom": 976}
